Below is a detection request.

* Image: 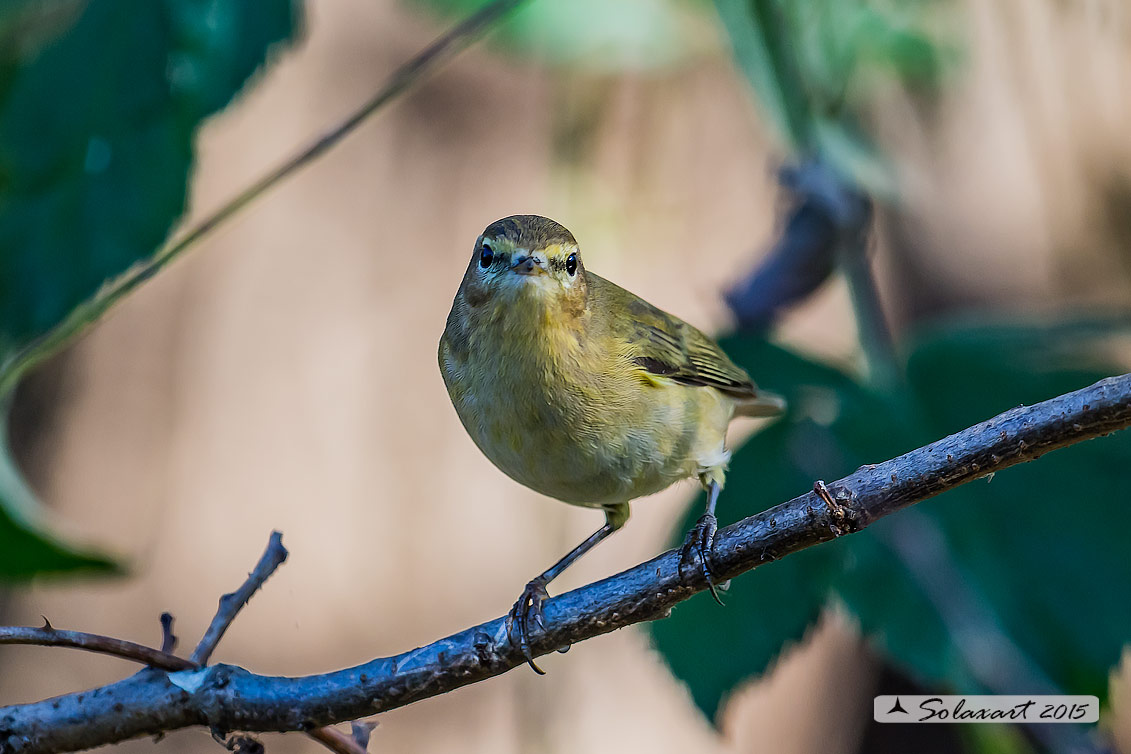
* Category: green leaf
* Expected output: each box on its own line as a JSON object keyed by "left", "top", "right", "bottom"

{"left": 0, "top": 0, "right": 300, "bottom": 581}
{"left": 651, "top": 532, "right": 843, "bottom": 721}
{"left": 0, "top": 1, "right": 84, "bottom": 70}
{"left": 901, "top": 320, "right": 1131, "bottom": 698}
{"left": 651, "top": 321, "right": 1131, "bottom": 726}
{"left": 649, "top": 338, "right": 909, "bottom": 721}
{"left": 0, "top": 431, "right": 118, "bottom": 579}
{"left": 711, "top": 0, "right": 809, "bottom": 152}
{"left": 958, "top": 724, "right": 1037, "bottom": 754}
{"left": 850, "top": 6, "right": 944, "bottom": 88}
{"left": 0, "top": 0, "right": 298, "bottom": 354}
{"left": 836, "top": 320, "right": 1131, "bottom": 701}
{"left": 832, "top": 517, "right": 969, "bottom": 687}
{"left": 409, "top": 0, "right": 715, "bottom": 71}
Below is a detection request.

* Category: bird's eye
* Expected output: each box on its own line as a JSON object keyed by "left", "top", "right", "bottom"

{"left": 479, "top": 243, "right": 494, "bottom": 268}
{"left": 566, "top": 252, "right": 578, "bottom": 276}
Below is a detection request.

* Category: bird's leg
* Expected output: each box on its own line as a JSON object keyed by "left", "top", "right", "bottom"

{"left": 679, "top": 479, "right": 725, "bottom": 605}
{"left": 508, "top": 503, "right": 629, "bottom": 674}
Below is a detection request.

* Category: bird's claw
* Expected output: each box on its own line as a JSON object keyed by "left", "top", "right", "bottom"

{"left": 679, "top": 513, "right": 725, "bottom": 605}
{"left": 507, "top": 578, "right": 550, "bottom": 674}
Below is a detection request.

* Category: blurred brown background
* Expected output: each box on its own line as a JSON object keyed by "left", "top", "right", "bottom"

{"left": 2, "top": 0, "right": 1130, "bottom": 752}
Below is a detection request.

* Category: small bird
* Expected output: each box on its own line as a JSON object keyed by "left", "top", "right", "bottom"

{"left": 438, "top": 215, "right": 784, "bottom": 671}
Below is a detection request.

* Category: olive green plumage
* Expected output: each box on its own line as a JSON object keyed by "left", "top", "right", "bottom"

{"left": 439, "top": 214, "right": 783, "bottom": 509}
{"left": 593, "top": 273, "right": 783, "bottom": 413}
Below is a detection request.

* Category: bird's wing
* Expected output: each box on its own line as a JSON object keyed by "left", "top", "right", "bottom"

{"left": 633, "top": 317, "right": 758, "bottom": 399}
{"left": 588, "top": 272, "right": 759, "bottom": 399}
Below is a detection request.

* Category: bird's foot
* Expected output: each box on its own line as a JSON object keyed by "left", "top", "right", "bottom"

{"left": 679, "top": 513, "right": 725, "bottom": 605}
{"left": 507, "top": 577, "right": 549, "bottom": 674}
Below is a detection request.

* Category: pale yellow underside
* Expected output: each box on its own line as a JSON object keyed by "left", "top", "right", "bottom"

{"left": 440, "top": 276, "right": 736, "bottom": 508}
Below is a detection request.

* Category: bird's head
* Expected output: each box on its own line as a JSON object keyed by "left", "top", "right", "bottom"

{"left": 460, "top": 215, "right": 588, "bottom": 315}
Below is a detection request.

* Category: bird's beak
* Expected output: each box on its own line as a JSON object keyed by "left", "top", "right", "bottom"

{"left": 511, "top": 253, "right": 547, "bottom": 276}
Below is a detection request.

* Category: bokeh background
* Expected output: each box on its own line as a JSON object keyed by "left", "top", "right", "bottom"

{"left": 1, "top": 1, "right": 1131, "bottom": 753}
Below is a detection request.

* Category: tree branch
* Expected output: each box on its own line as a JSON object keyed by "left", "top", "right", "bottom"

{"left": 0, "top": 534, "right": 360, "bottom": 754}
{"left": 159, "top": 613, "right": 177, "bottom": 655}
{"left": 2, "top": 374, "right": 1130, "bottom": 754}
{"left": 190, "top": 531, "right": 287, "bottom": 666}
{"left": 0, "top": 626, "right": 192, "bottom": 672}
{"left": 182, "top": 532, "right": 361, "bottom": 754}
{"left": 305, "top": 724, "right": 375, "bottom": 754}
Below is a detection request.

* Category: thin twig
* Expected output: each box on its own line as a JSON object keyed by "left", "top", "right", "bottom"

{"left": 0, "top": 626, "right": 192, "bottom": 671}
{"left": 159, "top": 613, "right": 177, "bottom": 654}
{"left": 0, "top": 0, "right": 528, "bottom": 400}
{"left": 350, "top": 722, "right": 378, "bottom": 751}
{"left": 306, "top": 726, "right": 371, "bottom": 754}
{"left": 190, "top": 531, "right": 288, "bottom": 666}
{"left": 836, "top": 199, "right": 901, "bottom": 391}
{"left": 2, "top": 374, "right": 1129, "bottom": 754}
{"left": 180, "top": 533, "right": 351, "bottom": 754}
{"left": 0, "top": 539, "right": 355, "bottom": 754}
{"left": 0, "top": 532, "right": 286, "bottom": 675}
{"left": 0, "top": 534, "right": 287, "bottom": 672}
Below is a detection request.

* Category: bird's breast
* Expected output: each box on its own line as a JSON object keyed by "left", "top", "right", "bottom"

{"left": 441, "top": 306, "right": 727, "bottom": 506}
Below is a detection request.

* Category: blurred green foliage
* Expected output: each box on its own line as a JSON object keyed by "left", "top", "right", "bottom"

{"left": 650, "top": 321, "right": 1131, "bottom": 727}
{"left": 715, "top": 0, "right": 949, "bottom": 195}
{"left": 410, "top": 0, "right": 717, "bottom": 71}
{"left": 0, "top": 0, "right": 300, "bottom": 582}
{"left": 645, "top": 3, "right": 1131, "bottom": 748}
{"left": 0, "top": 441, "right": 118, "bottom": 578}
{"left": 414, "top": 0, "right": 950, "bottom": 191}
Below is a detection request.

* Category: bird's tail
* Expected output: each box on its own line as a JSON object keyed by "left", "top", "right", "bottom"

{"left": 734, "top": 389, "right": 787, "bottom": 418}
